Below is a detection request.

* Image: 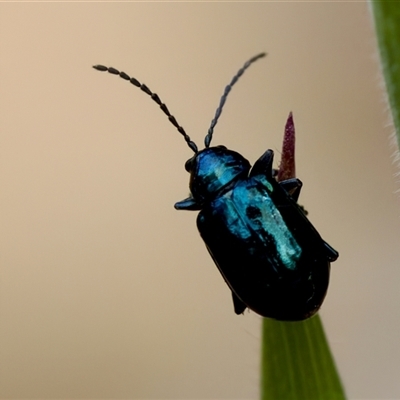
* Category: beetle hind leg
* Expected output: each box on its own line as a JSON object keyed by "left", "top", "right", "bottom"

{"left": 323, "top": 241, "right": 339, "bottom": 262}
{"left": 232, "top": 291, "right": 247, "bottom": 315}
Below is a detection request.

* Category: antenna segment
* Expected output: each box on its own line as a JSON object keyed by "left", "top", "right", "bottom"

{"left": 204, "top": 52, "right": 266, "bottom": 148}
{"left": 92, "top": 64, "right": 198, "bottom": 153}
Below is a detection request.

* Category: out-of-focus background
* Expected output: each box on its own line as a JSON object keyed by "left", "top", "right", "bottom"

{"left": 1, "top": 2, "right": 399, "bottom": 399}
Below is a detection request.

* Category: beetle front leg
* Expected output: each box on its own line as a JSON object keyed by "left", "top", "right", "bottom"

{"left": 249, "top": 149, "right": 274, "bottom": 179}
{"left": 174, "top": 196, "right": 202, "bottom": 210}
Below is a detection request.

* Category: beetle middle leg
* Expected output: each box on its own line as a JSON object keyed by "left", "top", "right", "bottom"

{"left": 279, "top": 178, "right": 303, "bottom": 202}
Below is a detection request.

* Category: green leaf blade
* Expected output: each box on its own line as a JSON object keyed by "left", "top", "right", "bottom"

{"left": 261, "top": 315, "right": 346, "bottom": 400}
{"left": 370, "top": 1, "right": 400, "bottom": 144}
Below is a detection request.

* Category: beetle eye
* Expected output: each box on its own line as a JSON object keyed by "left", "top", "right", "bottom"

{"left": 185, "top": 156, "right": 195, "bottom": 172}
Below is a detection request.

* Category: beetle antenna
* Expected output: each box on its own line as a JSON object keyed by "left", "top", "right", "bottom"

{"left": 92, "top": 65, "right": 198, "bottom": 153}
{"left": 204, "top": 53, "right": 266, "bottom": 148}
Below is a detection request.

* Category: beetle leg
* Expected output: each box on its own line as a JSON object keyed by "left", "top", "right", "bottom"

{"left": 174, "top": 197, "right": 202, "bottom": 211}
{"left": 279, "top": 178, "right": 303, "bottom": 202}
{"left": 232, "top": 291, "right": 247, "bottom": 315}
{"left": 249, "top": 149, "right": 274, "bottom": 179}
{"left": 323, "top": 241, "right": 339, "bottom": 262}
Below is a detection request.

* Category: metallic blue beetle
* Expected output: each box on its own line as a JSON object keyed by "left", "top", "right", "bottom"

{"left": 93, "top": 53, "right": 338, "bottom": 320}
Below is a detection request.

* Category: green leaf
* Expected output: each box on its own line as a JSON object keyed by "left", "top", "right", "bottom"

{"left": 261, "top": 315, "right": 346, "bottom": 400}
{"left": 370, "top": 1, "right": 400, "bottom": 144}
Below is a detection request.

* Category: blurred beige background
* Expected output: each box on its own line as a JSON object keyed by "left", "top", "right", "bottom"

{"left": 1, "top": 2, "right": 399, "bottom": 399}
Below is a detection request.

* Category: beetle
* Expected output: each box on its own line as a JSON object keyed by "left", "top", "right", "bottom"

{"left": 93, "top": 53, "right": 338, "bottom": 320}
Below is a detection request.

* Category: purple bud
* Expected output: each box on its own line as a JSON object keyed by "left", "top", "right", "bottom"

{"left": 277, "top": 112, "right": 296, "bottom": 182}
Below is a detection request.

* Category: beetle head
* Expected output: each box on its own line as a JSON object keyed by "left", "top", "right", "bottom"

{"left": 185, "top": 146, "right": 251, "bottom": 204}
